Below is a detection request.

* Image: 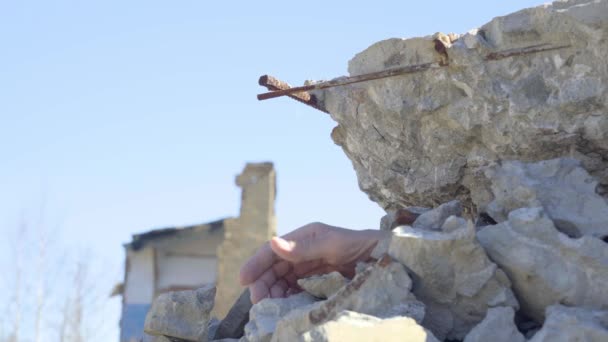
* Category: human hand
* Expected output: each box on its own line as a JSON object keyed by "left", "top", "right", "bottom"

{"left": 239, "top": 222, "right": 388, "bottom": 303}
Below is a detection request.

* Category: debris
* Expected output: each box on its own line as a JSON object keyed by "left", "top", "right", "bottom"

{"left": 144, "top": 284, "right": 216, "bottom": 342}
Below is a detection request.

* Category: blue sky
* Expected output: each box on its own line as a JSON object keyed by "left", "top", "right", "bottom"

{"left": 0, "top": 0, "right": 545, "bottom": 339}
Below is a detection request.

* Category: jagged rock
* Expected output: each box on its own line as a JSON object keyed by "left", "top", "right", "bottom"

{"left": 529, "top": 305, "right": 608, "bottom": 342}
{"left": 316, "top": 0, "right": 608, "bottom": 211}
{"left": 207, "top": 318, "right": 220, "bottom": 341}
{"left": 297, "top": 272, "right": 348, "bottom": 299}
{"left": 214, "top": 289, "right": 253, "bottom": 340}
{"left": 272, "top": 256, "right": 424, "bottom": 341}
{"left": 244, "top": 292, "right": 317, "bottom": 342}
{"left": 477, "top": 207, "right": 608, "bottom": 322}
{"left": 300, "top": 310, "right": 439, "bottom": 342}
{"left": 412, "top": 200, "right": 462, "bottom": 230}
{"left": 144, "top": 284, "right": 216, "bottom": 342}
{"left": 483, "top": 158, "right": 608, "bottom": 238}
{"left": 463, "top": 307, "right": 525, "bottom": 342}
{"left": 388, "top": 217, "right": 518, "bottom": 340}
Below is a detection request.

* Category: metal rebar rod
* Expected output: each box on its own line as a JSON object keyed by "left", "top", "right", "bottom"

{"left": 258, "top": 75, "right": 328, "bottom": 113}
{"left": 485, "top": 43, "right": 571, "bottom": 61}
{"left": 257, "top": 43, "right": 571, "bottom": 102}
{"left": 257, "top": 61, "right": 443, "bottom": 101}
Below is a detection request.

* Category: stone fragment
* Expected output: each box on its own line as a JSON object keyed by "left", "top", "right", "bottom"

{"left": 463, "top": 307, "right": 525, "bottom": 342}
{"left": 244, "top": 292, "right": 317, "bottom": 342}
{"left": 483, "top": 158, "right": 608, "bottom": 238}
{"left": 388, "top": 218, "right": 518, "bottom": 340}
{"left": 477, "top": 207, "right": 608, "bottom": 322}
{"left": 272, "top": 256, "right": 424, "bottom": 341}
{"left": 529, "top": 305, "right": 608, "bottom": 342}
{"left": 214, "top": 289, "right": 253, "bottom": 340}
{"left": 412, "top": 200, "right": 462, "bottom": 230}
{"left": 207, "top": 318, "right": 220, "bottom": 341}
{"left": 300, "top": 310, "right": 439, "bottom": 342}
{"left": 144, "top": 284, "right": 216, "bottom": 342}
{"left": 297, "top": 272, "right": 348, "bottom": 299}
{"left": 317, "top": 0, "right": 608, "bottom": 211}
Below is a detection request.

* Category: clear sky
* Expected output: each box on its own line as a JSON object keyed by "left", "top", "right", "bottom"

{"left": 0, "top": 0, "right": 546, "bottom": 340}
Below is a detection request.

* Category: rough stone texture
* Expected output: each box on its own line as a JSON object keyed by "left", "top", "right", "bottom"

{"left": 483, "top": 158, "right": 608, "bottom": 238}
{"left": 529, "top": 305, "right": 608, "bottom": 342}
{"left": 463, "top": 307, "right": 525, "bottom": 342}
{"left": 316, "top": 0, "right": 608, "bottom": 211}
{"left": 244, "top": 292, "right": 317, "bottom": 342}
{"left": 388, "top": 217, "right": 518, "bottom": 340}
{"left": 207, "top": 318, "right": 220, "bottom": 341}
{"left": 144, "top": 284, "right": 216, "bottom": 342}
{"left": 477, "top": 207, "right": 608, "bottom": 322}
{"left": 297, "top": 272, "right": 349, "bottom": 299}
{"left": 300, "top": 310, "right": 439, "bottom": 342}
{"left": 271, "top": 257, "right": 424, "bottom": 341}
{"left": 412, "top": 200, "right": 462, "bottom": 230}
{"left": 214, "top": 289, "right": 252, "bottom": 340}
{"left": 215, "top": 163, "right": 277, "bottom": 318}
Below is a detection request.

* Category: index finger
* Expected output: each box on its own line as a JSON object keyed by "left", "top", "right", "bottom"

{"left": 239, "top": 241, "right": 278, "bottom": 286}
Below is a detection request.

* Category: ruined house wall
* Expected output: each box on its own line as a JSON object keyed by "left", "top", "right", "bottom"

{"left": 214, "top": 163, "right": 277, "bottom": 319}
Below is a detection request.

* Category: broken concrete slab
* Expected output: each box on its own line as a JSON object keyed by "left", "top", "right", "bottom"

{"left": 388, "top": 218, "right": 518, "bottom": 340}
{"left": 483, "top": 158, "right": 608, "bottom": 238}
{"left": 300, "top": 310, "right": 439, "bottom": 342}
{"left": 477, "top": 207, "right": 608, "bottom": 322}
{"left": 529, "top": 305, "right": 608, "bottom": 342}
{"left": 144, "top": 284, "right": 216, "bottom": 342}
{"left": 271, "top": 256, "right": 424, "bottom": 341}
{"left": 463, "top": 307, "right": 525, "bottom": 342}
{"left": 412, "top": 200, "right": 462, "bottom": 231}
{"left": 297, "top": 272, "right": 348, "bottom": 299}
{"left": 244, "top": 292, "right": 317, "bottom": 342}
{"left": 316, "top": 0, "right": 608, "bottom": 211}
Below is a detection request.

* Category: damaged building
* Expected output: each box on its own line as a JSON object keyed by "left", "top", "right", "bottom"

{"left": 117, "top": 162, "right": 276, "bottom": 342}
{"left": 142, "top": 0, "right": 608, "bottom": 341}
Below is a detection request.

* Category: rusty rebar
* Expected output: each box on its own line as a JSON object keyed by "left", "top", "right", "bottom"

{"left": 485, "top": 43, "right": 571, "bottom": 61}
{"left": 258, "top": 75, "right": 328, "bottom": 113}
{"left": 257, "top": 43, "right": 571, "bottom": 102}
{"left": 257, "top": 62, "right": 444, "bottom": 101}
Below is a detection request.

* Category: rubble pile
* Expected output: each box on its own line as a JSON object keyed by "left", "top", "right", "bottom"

{"left": 143, "top": 0, "right": 608, "bottom": 341}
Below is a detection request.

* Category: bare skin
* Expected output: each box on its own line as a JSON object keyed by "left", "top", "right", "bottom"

{"left": 239, "top": 222, "right": 387, "bottom": 304}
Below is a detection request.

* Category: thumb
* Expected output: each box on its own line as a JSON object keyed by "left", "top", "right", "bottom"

{"left": 270, "top": 235, "right": 330, "bottom": 263}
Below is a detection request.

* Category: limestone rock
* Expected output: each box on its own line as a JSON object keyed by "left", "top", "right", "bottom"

{"left": 317, "top": 0, "right": 608, "bottom": 211}
{"left": 483, "top": 158, "right": 608, "bottom": 238}
{"left": 388, "top": 218, "right": 518, "bottom": 340}
{"left": 412, "top": 200, "right": 462, "bottom": 230}
{"left": 207, "top": 318, "right": 220, "bottom": 341}
{"left": 297, "top": 272, "right": 348, "bottom": 299}
{"left": 272, "top": 257, "right": 424, "bottom": 341}
{"left": 463, "top": 307, "right": 525, "bottom": 342}
{"left": 477, "top": 207, "right": 608, "bottom": 322}
{"left": 244, "top": 292, "right": 317, "bottom": 342}
{"left": 529, "top": 305, "right": 608, "bottom": 342}
{"left": 300, "top": 310, "right": 439, "bottom": 342}
{"left": 144, "top": 284, "right": 216, "bottom": 342}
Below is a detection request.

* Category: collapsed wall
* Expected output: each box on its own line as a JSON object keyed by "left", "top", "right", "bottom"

{"left": 143, "top": 0, "right": 608, "bottom": 341}
{"left": 317, "top": 0, "right": 608, "bottom": 213}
